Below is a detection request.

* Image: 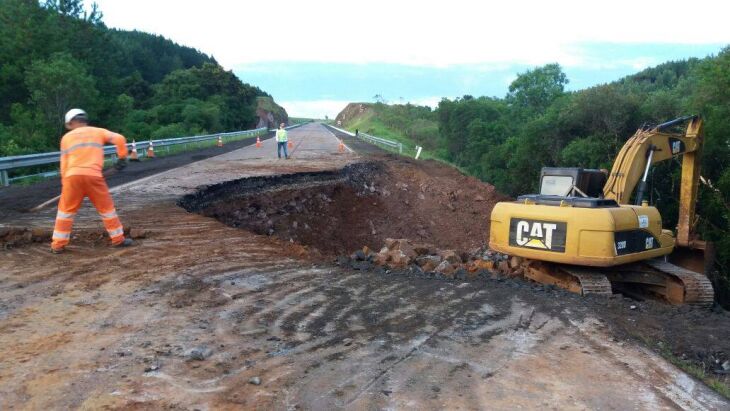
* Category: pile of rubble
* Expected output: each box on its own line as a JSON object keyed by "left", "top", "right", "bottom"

{"left": 339, "top": 238, "right": 527, "bottom": 281}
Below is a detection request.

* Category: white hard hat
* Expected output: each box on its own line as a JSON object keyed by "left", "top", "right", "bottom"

{"left": 64, "top": 108, "right": 87, "bottom": 124}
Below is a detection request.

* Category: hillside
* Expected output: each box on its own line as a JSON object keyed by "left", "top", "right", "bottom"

{"left": 0, "top": 0, "right": 286, "bottom": 156}
{"left": 256, "top": 96, "right": 289, "bottom": 129}
{"left": 335, "top": 102, "right": 439, "bottom": 155}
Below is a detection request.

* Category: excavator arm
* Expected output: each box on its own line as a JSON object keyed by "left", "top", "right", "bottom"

{"left": 602, "top": 115, "right": 703, "bottom": 247}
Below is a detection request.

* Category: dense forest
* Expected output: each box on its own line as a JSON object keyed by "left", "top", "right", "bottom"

{"left": 0, "top": 0, "right": 270, "bottom": 156}
{"left": 342, "top": 50, "right": 730, "bottom": 304}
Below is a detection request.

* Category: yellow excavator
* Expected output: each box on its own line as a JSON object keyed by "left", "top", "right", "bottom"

{"left": 489, "top": 115, "right": 715, "bottom": 306}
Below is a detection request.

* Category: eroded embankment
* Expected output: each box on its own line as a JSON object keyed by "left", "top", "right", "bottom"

{"left": 179, "top": 157, "right": 508, "bottom": 256}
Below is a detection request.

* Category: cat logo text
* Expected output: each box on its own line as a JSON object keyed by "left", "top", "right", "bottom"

{"left": 508, "top": 218, "right": 567, "bottom": 253}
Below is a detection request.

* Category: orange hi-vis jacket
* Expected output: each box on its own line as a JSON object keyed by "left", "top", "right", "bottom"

{"left": 60, "top": 126, "right": 128, "bottom": 178}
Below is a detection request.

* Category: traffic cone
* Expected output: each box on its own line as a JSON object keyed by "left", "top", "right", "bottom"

{"left": 130, "top": 140, "right": 139, "bottom": 161}
{"left": 256, "top": 136, "right": 262, "bottom": 148}
{"left": 217, "top": 135, "right": 223, "bottom": 147}
{"left": 147, "top": 140, "right": 155, "bottom": 158}
{"left": 288, "top": 140, "right": 293, "bottom": 149}
{"left": 339, "top": 139, "right": 345, "bottom": 152}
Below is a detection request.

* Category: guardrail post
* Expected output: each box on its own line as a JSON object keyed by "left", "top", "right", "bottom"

{"left": 1, "top": 170, "right": 9, "bottom": 187}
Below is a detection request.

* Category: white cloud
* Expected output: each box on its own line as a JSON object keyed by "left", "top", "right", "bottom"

{"left": 280, "top": 100, "right": 352, "bottom": 119}
{"left": 282, "top": 97, "right": 445, "bottom": 118}
{"left": 92, "top": 0, "right": 730, "bottom": 69}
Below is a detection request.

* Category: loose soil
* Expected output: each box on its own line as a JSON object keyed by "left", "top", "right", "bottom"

{"left": 181, "top": 153, "right": 730, "bottom": 394}
{"left": 1, "top": 123, "right": 728, "bottom": 407}
{"left": 181, "top": 155, "right": 509, "bottom": 257}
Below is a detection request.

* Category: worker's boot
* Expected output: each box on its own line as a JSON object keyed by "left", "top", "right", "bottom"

{"left": 51, "top": 247, "right": 65, "bottom": 254}
{"left": 112, "top": 238, "right": 134, "bottom": 248}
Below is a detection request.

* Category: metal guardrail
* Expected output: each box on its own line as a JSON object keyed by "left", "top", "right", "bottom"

{"left": 325, "top": 124, "right": 404, "bottom": 154}
{"left": 0, "top": 127, "right": 270, "bottom": 186}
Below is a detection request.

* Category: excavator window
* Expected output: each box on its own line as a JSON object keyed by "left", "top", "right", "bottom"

{"left": 540, "top": 175, "right": 574, "bottom": 196}
{"left": 539, "top": 167, "right": 608, "bottom": 198}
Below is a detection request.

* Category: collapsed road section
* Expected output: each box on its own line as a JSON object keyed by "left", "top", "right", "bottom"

{"left": 0, "top": 123, "right": 728, "bottom": 409}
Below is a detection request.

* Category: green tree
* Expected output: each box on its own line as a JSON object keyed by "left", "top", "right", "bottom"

{"left": 507, "top": 63, "right": 568, "bottom": 115}
{"left": 24, "top": 52, "right": 98, "bottom": 135}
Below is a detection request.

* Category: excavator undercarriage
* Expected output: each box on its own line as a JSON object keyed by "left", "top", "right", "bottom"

{"left": 520, "top": 259, "right": 714, "bottom": 307}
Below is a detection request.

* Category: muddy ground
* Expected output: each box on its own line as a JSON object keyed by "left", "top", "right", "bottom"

{"left": 1, "top": 123, "right": 728, "bottom": 408}
{"left": 183, "top": 154, "right": 730, "bottom": 394}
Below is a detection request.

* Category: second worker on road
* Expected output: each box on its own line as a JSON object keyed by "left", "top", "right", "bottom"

{"left": 276, "top": 123, "right": 289, "bottom": 159}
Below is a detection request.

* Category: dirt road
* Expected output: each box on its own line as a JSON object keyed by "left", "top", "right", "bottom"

{"left": 1, "top": 123, "right": 727, "bottom": 409}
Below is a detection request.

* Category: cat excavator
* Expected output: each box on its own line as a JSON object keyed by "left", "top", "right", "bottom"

{"left": 489, "top": 115, "right": 715, "bottom": 306}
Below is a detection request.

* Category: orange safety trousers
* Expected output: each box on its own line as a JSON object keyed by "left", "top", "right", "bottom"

{"left": 51, "top": 175, "right": 125, "bottom": 250}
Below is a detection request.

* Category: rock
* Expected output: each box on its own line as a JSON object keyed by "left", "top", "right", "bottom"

{"left": 408, "top": 265, "right": 424, "bottom": 276}
{"left": 446, "top": 203, "right": 456, "bottom": 211}
{"left": 351, "top": 260, "right": 372, "bottom": 271}
{"left": 435, "top": 261, "right": 456, "bottom": 278}
{"left": 454, "top": 268, "right": 469, "bottom": 281}
{"left": 421, "top": 260, "right": 438, "bottom": 273}
{"left": 469, "top": 259, "right": 495, "bottom": 272}
{"left": 187, "top": 346, "right": 213, "bottom": 361}
{"left": 474, "top": 195, "right": 485, "bottom": 201}
{"left": 373, "top": 252, "right": 390, "bottom": 266}
{"left": 384, "top": 238, "right": 399, "bottom": 250}
{"left": 439, "top": 250, "right": 461, "bottom": 264}
{"left": 722, "top": 360, "right": 730, "bottom": 371}
{"left": 629, "top": 305, "right": 637, "bottom": 310}
{"left": 416, "top": 255, "right": 442, "bottom": 267}
{"left": 144, "top": 363, "right": 161, "bottom": 372}
{"left": 509, "top": 256, "right": 524, "bottom": 269}
{"left": 412, "top": 244, "right": 433, "bottom": 256}
{"left": 249, "top": 376, "right": 262, "bottom": 385}
{"left": 388, "top": 250, "right": 412, "bottom": 268}
{"left": 418, "top": 193, "right": 426, "bottom": 200}
{"left": 497, "top": 261, "right": 511, "bottom": 274}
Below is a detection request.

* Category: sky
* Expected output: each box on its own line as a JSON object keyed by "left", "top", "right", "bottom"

{"left": 91, "top": 0, "right": 730, "bottom": 118}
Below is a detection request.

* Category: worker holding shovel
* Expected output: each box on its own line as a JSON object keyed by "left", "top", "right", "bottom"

{"left": 51, "top": 108, "right": 134, "bottom": 253}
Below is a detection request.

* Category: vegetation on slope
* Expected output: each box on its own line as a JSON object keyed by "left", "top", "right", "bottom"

{"left": 0, "top": 0, "right": 276, "bottom": 156}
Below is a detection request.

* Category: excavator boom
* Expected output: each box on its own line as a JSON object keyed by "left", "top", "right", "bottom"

{"left": 602, "top": 116, "right": 704, "bottom": 247}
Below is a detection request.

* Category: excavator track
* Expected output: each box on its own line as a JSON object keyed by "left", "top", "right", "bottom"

{"left": 521, "top": 258, "right": 714, "bottom": 307}
{"left": 559, "top": 266, "right": 613, "bottom": 296}
{"left": 644, "top": 260, "right": 715, "bottom": 307}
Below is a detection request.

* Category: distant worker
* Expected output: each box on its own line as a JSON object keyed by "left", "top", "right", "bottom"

{"left": 355, "top": 129, "right": 359, "bottom": 137}
{"left": 276, "top": 122, "right": 289, "bottom": 159}
{"left": 51, "top": 108, "right": 134, "bottom": 253}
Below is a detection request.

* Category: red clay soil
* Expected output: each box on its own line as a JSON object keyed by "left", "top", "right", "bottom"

{"left": 185, "top": 154, "right": 509, "bottom": 257}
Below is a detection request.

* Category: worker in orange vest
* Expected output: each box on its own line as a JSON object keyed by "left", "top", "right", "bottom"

{"left": 51, "top": 108, "right": 134, "bottom": 253}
